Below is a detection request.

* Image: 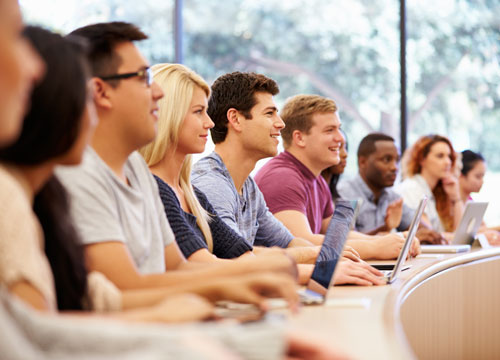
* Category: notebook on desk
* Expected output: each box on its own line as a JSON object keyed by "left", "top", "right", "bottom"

{"left": 421, "top": 201, "right": 488, "bottom": 254}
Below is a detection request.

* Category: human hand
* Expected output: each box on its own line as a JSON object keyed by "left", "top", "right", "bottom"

{"left": 214, "top": 272, "right": 300, "bottom": 312}
{"left": 441, "top": 174, "right": 460, "bottom": 200}
{"left": 247, "top": 248, "right": 298, "bottom": 280}
{"left": 285, "top": 330, "right": 351, "bottom": 360}
{"left": 484, "top": 230, "right": 500, "bottom": 246}
{"left": 372, "top": 233, "right": 406, "bottom": 260}
{"left": 397, "top": 231, "right": 421, "bottom": 258}
{"left": 415, "top": 227, "right": 447, "bottom": 244}
{"left": 342, "top": 245, "right": 360, "bottom": 262}
{"left": 333, "top": 259, "right": 385, "bottom": 286}
{"left": 385, "top": 198, "right": 403, "bottom": 230}
{"left": 150, "top": 294, "right": 215, "bottom": 323}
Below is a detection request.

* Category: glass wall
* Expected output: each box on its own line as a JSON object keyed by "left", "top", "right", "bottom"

{"left": 19, "top": 0, "right": 500, "bottom": 224}
{"left": 183, "top": 0, "right": 400, "bottom": 173}
{"left": 407, "top": 0, "right": 500, "bottom": 224}
{"left": 20, "top": 0, "right": 174, "bottom": 64}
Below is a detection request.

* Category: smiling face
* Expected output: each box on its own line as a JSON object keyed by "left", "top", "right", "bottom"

{"left": 420, "top": 141, "right": 453, "bottom": 180}
{"left": 106, "top": 41, "right": 164, "bottom": 150}
{"left": 460, "top": 160, "right": 486, "bottom": 195}
{"left": 239, "top": 91, "right": 284, "bottom": 159}
{"left": 301, "top": 111, "right": 343, "bottom": 172}
{"left": 361, "top": 140, "right": 400, "bottom": 190}
{"left": 327, "top": 132, "right": 348, "bottom": 175}
{"left": 0, "top": 0, "right": 44, "bottom": 146}
{"left": 177, "top": 86, "right": 214, "bottom": 155}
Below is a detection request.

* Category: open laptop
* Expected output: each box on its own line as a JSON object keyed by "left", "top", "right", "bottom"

{"left": 299, "top": 199, "right": 356, "bottom": 304}
{"left": 372, "top": 197, "right": 427, "bottom": 284}
{"left": 421, "top": 201, "right": 488, "bottom": 253}
{"left": 215, "top": 199, "right": 356, "bottom": 316}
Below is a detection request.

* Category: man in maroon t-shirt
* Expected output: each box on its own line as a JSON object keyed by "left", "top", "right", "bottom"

{"left": 256, "top": 95, "right": 419, "bottom": 260}
{"left": 255, "top": 95, "right": 338, "bottom": 241}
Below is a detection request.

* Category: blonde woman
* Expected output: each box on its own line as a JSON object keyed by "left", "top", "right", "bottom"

{"left": 140, "top": 63, "right": 255, "bottom": 261}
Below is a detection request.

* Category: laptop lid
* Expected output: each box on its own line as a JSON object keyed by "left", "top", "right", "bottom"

{"left": 305, "top": 199, "right": 356, "bottom": 302}
{"left": 451, "top": 201, "right": 488, "bottom": 245}
{"left": 387, "top": 197, "right": 427, "bottom": 284}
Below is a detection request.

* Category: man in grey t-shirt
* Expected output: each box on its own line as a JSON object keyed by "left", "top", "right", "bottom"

{"left": 191, "top": 72, "right": 314, "bottom": 254}
{"left": 57, "top": 149, "right": 174, "bottom": 274}
{"left": 192, "top": 152, "right": 293, "bottom": 248}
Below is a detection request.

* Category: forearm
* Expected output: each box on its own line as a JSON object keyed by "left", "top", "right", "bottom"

{"left": 345, "top": 239, "right": 377, "bottom": 260}
{"left": 348, "top": 230, "right": 372, "bottom": 241}
{"left": 285, "top": 246, "right": 319, "bottom": 264}
{"left": 297, "top": 264, "right": 313, "bottom": 285}
{"left": 364, "top": 224, "right": 389, "bottom": 236}
{"left": 293, "top": 232, "right": 324, "bottom": 246}
{"left": 452, "top": 200, "right": 465, "bottom": 231}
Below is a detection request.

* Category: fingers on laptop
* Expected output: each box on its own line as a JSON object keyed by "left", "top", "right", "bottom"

{"left": 225, "top": 273, "right": 300, "bottom": 312}
{"left": 334, "top": 260, "right": 385, "bottom": 286}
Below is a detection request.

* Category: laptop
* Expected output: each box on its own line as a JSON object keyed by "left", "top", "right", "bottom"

{"left": 215, "top": 199, "right": 356, "bottom": 316}
{"left": 372, "top": 197, "right": 427, "bottom": 284}
{"left": 421, "top": 201, "right": 488, "bottom": 253}
{"left": 299, "top": 199, "right": 357, "bottom": 304}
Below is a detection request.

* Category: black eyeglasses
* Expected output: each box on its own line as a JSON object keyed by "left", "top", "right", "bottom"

{"left": 99, "top": 67, "right": 153, "bottom": 87}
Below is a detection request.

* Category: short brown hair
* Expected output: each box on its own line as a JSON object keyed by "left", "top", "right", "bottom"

{"left": 208, "top": 72, "right": 279, "bottom": 144}
{"left": 280, "top": 94, "right": 337, "bottom": 148}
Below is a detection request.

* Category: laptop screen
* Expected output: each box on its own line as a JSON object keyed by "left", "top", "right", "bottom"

{"left": 452, "top": 201, "right": 488, "bottom": 245}
{"left": 306, "top": 200, "right": 356, "bottom": 297}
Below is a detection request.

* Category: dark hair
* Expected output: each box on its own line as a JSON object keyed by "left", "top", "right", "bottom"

{"left": 69, "top": 21, "right": 147, "bottom": 81}
{"left": 0, "top": 26, "right": 89, "bottom": 310}
{"left": 461, "top": 150, "right": 485, "bottom": 176}
{"left": 0, "top": 27, "right": 88, "bottom": 165}
{"left": 357, "top": 132, "right": 395, "bottom": 159}
{"left": 208, "top": 72, "right": 279, "bottom": 143}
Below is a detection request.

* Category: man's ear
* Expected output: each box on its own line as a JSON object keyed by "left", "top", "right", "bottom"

{"left": 358, "top": 155, "right": 367, "bottom": 170}
{"left": 226, "top": 108, "right": 243, "bottom": 133}
{"left": 90, "top": 77, "right": 113, "bottom": 110}
{"left": 292, "top": 129, "right": 306, "bottom": 148}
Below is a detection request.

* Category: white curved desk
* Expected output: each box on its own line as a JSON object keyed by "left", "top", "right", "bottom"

{"left": 284, "top": 247, "right": 500, "bottom": 359}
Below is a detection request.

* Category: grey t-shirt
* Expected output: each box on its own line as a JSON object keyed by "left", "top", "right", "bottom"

{"left": 55, "top": 148, "right": 174, "bottom": 274}
{"left": 191, "top": 152, "right": 293, "bottom": 248}
{"left": 338, "top": 174, "right": 413, "bottom": 233}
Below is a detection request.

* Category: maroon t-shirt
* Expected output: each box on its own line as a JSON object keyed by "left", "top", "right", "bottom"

{"left": 255, "top": 151, "right": 334, "bottom": 234}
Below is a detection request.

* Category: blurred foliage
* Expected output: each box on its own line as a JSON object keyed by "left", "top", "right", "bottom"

{"left": 21, "top": 0, "right": 500, "bottom": 169}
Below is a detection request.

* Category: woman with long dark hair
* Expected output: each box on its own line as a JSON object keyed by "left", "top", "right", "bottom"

{"left": 459, "top": 150, "right": 500, "bottom": 244}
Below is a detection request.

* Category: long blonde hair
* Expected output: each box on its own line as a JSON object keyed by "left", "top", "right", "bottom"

{"left": 139, "top": 63, "right": 213, "bottom": 251}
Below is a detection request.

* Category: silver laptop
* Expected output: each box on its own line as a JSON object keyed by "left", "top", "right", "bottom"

{"left": 373, "top": 197, "right": 427, "bottom": 284}
{"left": 299, "top": 199, "right": 356, "bottom": 304}
{"left": 421, "top": 201, "right": 488, "bottom": 253}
